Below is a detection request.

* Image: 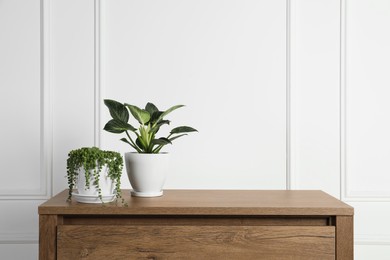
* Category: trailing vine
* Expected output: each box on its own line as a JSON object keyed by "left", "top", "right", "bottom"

{"left": 66, "top": 147, "right": 123, "bottom": 203}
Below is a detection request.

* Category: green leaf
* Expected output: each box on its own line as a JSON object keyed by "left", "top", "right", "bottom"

{"left": 120, "top": 138, "right": 141, "bottom": 153}
{"left": 103, "top": 119, "right": 136, "bottom": 133}
{"left": 151, "top": 120, "right": 170, "bottom": 134}
{"left": 104, "top": 99, "right": 129, "bottom": 122}
{"left": 170, "top": 126, "right": 198, "bottom": 134}
{"left": 136, "top": 137, "right": 146, "bottom": 151}
{"left": 139, "top": 126, "right": 151, "bottom": 148}
{"left": 152, "top": 137, "right": 172, "bottom": 145}
{"left": 156, "top": 105, "right": 184, "bottom": 123}
{"left": 158, "top": 120, "right": 170, "bottom": 126}
{"left": 169, "top": 134, "right": 187, "bottom": 142}
{"left": 120, "top": 138, "right": 141, "bottom": 152}
{"left": 125, "top": 104, "right": 151, "bottom": 125}
{"left": 145, "top": 102, "right": 159, "bottom": 115}
{"left": 120, "top": 138, "right": 132, "bottom": 146}
{"left": 149, "top": 111, "right": 163, "bottom": 125}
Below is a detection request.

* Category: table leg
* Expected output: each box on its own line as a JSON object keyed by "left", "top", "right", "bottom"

{"left": 336, "top": 215, "right": 353, "bottom": 260}
{"left": 39, "top": 215, "right": 59, "bottom": 260}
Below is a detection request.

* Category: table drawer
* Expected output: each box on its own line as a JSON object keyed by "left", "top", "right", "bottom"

{"left": 57, "top": 225, "right": 335, "bottom": 259}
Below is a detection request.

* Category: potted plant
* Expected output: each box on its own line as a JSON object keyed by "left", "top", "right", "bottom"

{"left": 66, "top": 147, "right": 123, "bottom": 203}
{"left": 103, "top": 99, "right": 197, "bottom": 197}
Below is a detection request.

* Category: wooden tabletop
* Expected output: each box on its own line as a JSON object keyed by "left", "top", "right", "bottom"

{"left": 38, "top": 189, "right": 353, "bottom": 216}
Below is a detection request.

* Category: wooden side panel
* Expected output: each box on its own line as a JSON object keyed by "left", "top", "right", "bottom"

{"left": 57, "top": 225, "right": 335, "bottom": 260}
{"left": 336, "top": 216, "right": 353, "bottom": 260}
{"left": 39, "top": 215, "right": 59, "bottom": 260}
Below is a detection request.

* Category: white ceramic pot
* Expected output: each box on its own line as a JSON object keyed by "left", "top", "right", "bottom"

{"left": 75, "top": 166, "right": 116, "bottom": 203}
{"left": 125, "top": 152, "right": 170, "bottom": 197}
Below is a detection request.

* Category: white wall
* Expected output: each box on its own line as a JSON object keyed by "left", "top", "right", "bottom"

{"left": 1, "top": 0, "right": 390, "bottom": 259}
{"left": 0, "top": 0, "right": 95, "bottom": 258}
{"left": 342, "top": 0, "right": 390, "bottom": 255}
{"left": 290, "top": 0, "right": 341, "bottom": 198}
{"left": 0, "top": 0, "right": 46, "bottom": 257}
{"left": 100, "top": 0, "right": 287, "bottom": 190}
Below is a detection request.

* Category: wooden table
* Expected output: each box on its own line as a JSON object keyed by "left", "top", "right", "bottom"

{"left": 39, "top": 190, "right": 353, "bottom": 260}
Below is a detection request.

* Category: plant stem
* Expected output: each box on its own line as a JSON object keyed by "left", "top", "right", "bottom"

{"left": 126, "top": 131, "right": 142, "bottom": 153}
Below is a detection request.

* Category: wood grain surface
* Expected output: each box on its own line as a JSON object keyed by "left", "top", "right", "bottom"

{"left": 39, "top": 189, "right": 353, "bottom": 259}
{"left": 39, "top": 215, "right": 62, "bottom": 260}
{"left": 336, "top": 216, "right": 354, "bottom": 260}
{"left": 57, "top": 225, "right": 336, "bottom": 260}
{"left": 39, "top": 189, "right": 353, "bottom": 216}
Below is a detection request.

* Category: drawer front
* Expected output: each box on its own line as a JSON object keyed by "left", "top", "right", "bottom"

{"left": 57, "top": 225, "right": 335, "bottom": 260}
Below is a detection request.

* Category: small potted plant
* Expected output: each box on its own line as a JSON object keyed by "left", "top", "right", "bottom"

{"left": 67, "top": 147, "right": 123, "bottom": 203}
{"left": 103, "top": 99, "right": 197, "bottom": 197}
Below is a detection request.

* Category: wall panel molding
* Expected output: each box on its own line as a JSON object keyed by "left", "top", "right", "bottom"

{"left": 285, "top": 0, "right": 292, "bottom": 190}
{"left": 100, "top": 0, "right": 287, "bottom": 189}
{"left": 94, "top": 0, "right": 102, "bottom": 148}
{"left": 286, "top": 0, "right": 300, "bottom": 191}
{"left": 0, "top": 0, "right": 52, "bottom": 200}
{"left": 340, "top": 0, "right": 390, "bottom": 202}
{"left": 340, "top": 0, "right": 390, "bottom": 253}
{"left": 287, "top": 0, "right": 341, "bottom": 197}
{"left": 340, "top": 0, "right": 347, "bottom": 201}
{"left": 97, "top": 1, "right": 291, "bottom": 189}
{"left": 0, "top": 233, "right": 38, "bottom": 244}
{"left": 355, "top": 235, "right": 390, "bottom": 246}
